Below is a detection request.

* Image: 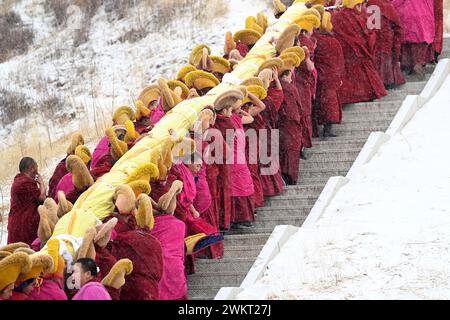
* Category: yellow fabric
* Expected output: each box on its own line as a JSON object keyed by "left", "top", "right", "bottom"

{"left": 40, "top": 2, "right": 308, "bottom": 258}
{"left": 185, "top": 233, "right": 207, "bottom": 256}
{"left": 322, "top": 11, "right": 333, "bottom": 32}
{"left": 343, "top": 0, "right": 364, "bottom": 9}
{"left": 0, "top": 253, "right": 31, "bottom": 291}
{"left": 242, "top": 85, "right": 268, "bottom": 104}
{"left": 294, "top": 14, "right": 321, "bottom": 32}
{"left": 75, "top": 145, "right": 92, "bottom": 165}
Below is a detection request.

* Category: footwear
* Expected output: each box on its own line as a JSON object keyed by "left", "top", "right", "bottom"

{"left": 300, "top": 148, "right": 308, "bottom": 160}
{"left": 323, "top": 123, "right": 337, "bottom": 138}
{"left": 412, "top": 64, "right": 425, "bottom": 80}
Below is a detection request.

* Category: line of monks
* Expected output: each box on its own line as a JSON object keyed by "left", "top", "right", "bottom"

{"left": 1, "top": 0, "right": 443, "bottom": 300}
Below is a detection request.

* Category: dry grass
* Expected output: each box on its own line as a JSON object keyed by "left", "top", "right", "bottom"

{"left": 0, "top": 88, "right": 32, "bottom": 125}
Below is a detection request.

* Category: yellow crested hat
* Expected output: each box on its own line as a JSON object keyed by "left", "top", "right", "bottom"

{"left": 343, "top": 0, "right": 364, "bottom": 9}
{"left": 66, "top": 132, "right": 85, "bottom": 155}
{"left": 233, "top": 29, "right": 262, "bottom": 46}
{"left": 136, "top": 193, "right": 155, "bottom": 230}
{"left": 242, "top": 85, "right": 267, "bottom": 104}
{"left": 210, "top": 55, "right": 231, "bottom": 75}
{"left": 246, "top": 16, "right": 264, "bottom": 35}
{"left": 256, "top": 12, "right": 269, "bottom": 33}
{"left": 257, "top": 57, "right": 284, "bottom": 74}
{"left": 127, "top": 180, "right": 151, "bottom": 198}
{"left": 241, "top": 77, "right": 264, "bottom": 88}
{"left": 75, "top": 145, "right": 92, "bottom": 165}
{"left": 0, "top": 252, "right": 32, "bottom": 291}
{"left": 276, "top": 24, "right": 301, "bottom": 54}
{"left": 280, "top": 52, "right": 302, "bottom": 67}
{"left": 294, "top": 14, "right": 321, "bottom": 32}
{"left": 321, "top": 11, "right": 333, "bottom": 32}
{"left": 177, "top": 64, "right": 197, "bottom": 82}
{"left": 273, "top": 0, "right": 287, "bottom": 16}
{"left": 135, "top": 100, "right": 151, "bottom": 120}
{"left": 137, "top": 84, "right": 160, "bottom": 109}
{"left": 281, "top": 46, "right": 306, "bottom": 63}
{"left": 167, "top": 80, "right": 190, "bottom": 100}
{"left": 112, "top": 105, "right": 136, "bottom": 125}
{"left": 189, "top": 44, "right": 211, "bottom": 66}
{"left": 224, "top": 31, "right": 236, "bottom": 56}
{"left": 184, "top": 70, "right": 220, "bottom": 91}
{"left": 16, "top": 253, "right": 54, "bottom": 283}
{"left": 158, "top": 78, "right": 182, "bottom": 112}
{"left": 105, "top": 127, "right": 129, "bottom": 161}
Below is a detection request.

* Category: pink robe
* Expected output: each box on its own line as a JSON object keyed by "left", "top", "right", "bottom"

{"left": 29, "top": 278, "right": 68, "bottom": 300}
{"left": 54, "top": 173, "right": 73, "bottom": 202}
{"left": 91, "top": 136, "right": 109, "bottom": 170}
{"left": 72, "top": 281, "right": 112, "bottom": 300}
{"left": 151, "top": 98, "right": 165, "bottom": 125}
{"left": 193, "top": 164, "right": 212, "bottom": 215}
{"left": 151, "top": 214, "right": 187, "bottom": 300}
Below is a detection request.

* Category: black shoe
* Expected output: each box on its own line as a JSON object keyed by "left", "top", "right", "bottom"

{"left": 323, "top": 123, "right": 337, "bottom": 138}
{"left": 300, "top": 148, "right": 308, "bottom": 160}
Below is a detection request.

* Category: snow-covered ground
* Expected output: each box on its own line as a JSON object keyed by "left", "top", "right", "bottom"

{"left": 0, "top": 0, "right": 271, "bottom": 246}
{"left": 237, "top": 75, "right": 450, "bottom": 300}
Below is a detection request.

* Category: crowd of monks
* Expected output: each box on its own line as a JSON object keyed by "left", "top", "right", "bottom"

{"left": 0, "top": 0, "right": 443, "bottom": 300}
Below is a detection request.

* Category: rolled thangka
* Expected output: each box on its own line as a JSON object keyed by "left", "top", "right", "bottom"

{"left": 136, "top": 194, "right": 155, "bottom": 230}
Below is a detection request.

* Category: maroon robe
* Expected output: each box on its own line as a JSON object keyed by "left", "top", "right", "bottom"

{"left": 368, "top": 0, "right": 406, "bottom": 86}
{"left": 7, "top": 173, "right": 41, "bottom": 245}
{"left": 259, "top": 87, "right": 284, "bottom": 196}
{"left": 331, "top": 8, "right": 387, "bottom": 104}
{"left": 108, "top": 216, "right": 164, "bottom": 300}
{"left": 432, "top": 0, "right": 443, "bottom": 56}
{"left": 90, "top": 153, "right": 115, "bottom": 180}
{"left": 48, "top": 158, "right": 67, "bottom": 199}
{"left": 278, "top": 80, "right": 303, "bottom": 185}
{"left": 312, "top": 30, "right": 345, "bottom": 125}
{"left": 236, "top": 42, "right": 250, "bottom": 57}
{"left": 295, "top": 34, "right": 317, "bottom": 148}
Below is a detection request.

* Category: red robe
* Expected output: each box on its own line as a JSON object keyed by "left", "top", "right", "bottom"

{"left": 109, "top": 218, "right": 164, "bottom": 300}
{"left": 236, "top": 42, "right": 250, "bottom": 57}
{"left": 278, "top": 80, "right": 303, "bottom": 185}
{"left": 259, "top": 87, "right": 284, "bottom": 196}
{"left": 331, "top": 8, "right": 387, "bottom": 104}
{"left": 368, "top": 0, "right": 406, "bottom": 86}
{"left": 312, "top": 30, "right": 345, "bottom": 125}
{"left": 432, "top": 0, "right": 443, "bottom": 56}
{"left": 295, "top": 34, "right": 317, "bottom": 148}
{"left": 7, "top": 173, "right": 41, "bottom": 245}
{"left": 90, "top": 153, "right": 115, "bottom": 180}
{"left": 47, "top": 158, "right": 67, "bottom": 199}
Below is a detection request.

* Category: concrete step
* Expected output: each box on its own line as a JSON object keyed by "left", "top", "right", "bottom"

{"left": 193, "top": 258, "right": 255, "bottom": 274}
{"left": 253, "top": 215, "right": 307, "bottom": 229}
{"left": 343, "top": 109, "right": 398, "bottom": 118}
{"left": 223, "top": 233, "right": 270, "bottom": 246}
{"left": 226, "top": 227, "right": 278, "bottom": 235}
{"left": 187, "top": 271, "right": 248, "bottom": 287}
{"left": 310, "top": 138, "right": 367, "bottom": 151}
{"left": 332, "top": 126, "right": 388, "bottom": 137}
{"left": 282, "top": 184, "right": 326, "bottom": 196}
{"left": 299, "top": 167, "right": 349, "bottom": 180}
{"left": 189, "top": 284, "right": 235, "bottom": 300}
{"left": 256, "top": 206, "right": 312, "bottom": 219}
{"left": 264, "top": 195, "right": 318, "bottom": 208}
{"left": 303, "top": 149, "right": 361, "bottom": 162}
{"left": 390, "top": 81, "right": 427, "bottom": 92}
{"left": 297, "top": 177, "right": 330, "bottom": 186}
{"left": 222, "top": 245, "right": 264, "bottom": 258}
{"left": 340, "top": 116, "right": 394, "bottom": 125}
{"left": 344, "top": 100, "right": 403, "bottom": 111}
{"left": 301, "top": 158, "right": 354, "bottom": 170}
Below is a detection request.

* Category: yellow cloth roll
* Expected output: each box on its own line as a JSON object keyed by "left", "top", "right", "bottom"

{"left": 41, "top": 2, "right": 307, "bottom": 257}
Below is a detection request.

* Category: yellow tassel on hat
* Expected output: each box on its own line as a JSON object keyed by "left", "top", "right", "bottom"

{"left": 136, "top": 194, "right": 154, "bottom": 230}
{"left": 241, "top": 77, "right": 265, "bottom": 88}
{"left": 213, "top": 89, "right": 245, "bottom": 111}
{"left": 0, "top": 242, "right": 30, "bottom": 253}
{"left": 258, "top": 69, "right": 273, "bottom": 90}
{"left": 281, "top": 46, "right": 306, "bottom": 63}
{"left": 127, "top": 180, "right": 151, "bottom": 198}
{"left": 158, "top": 180, "right": 183, "bottom": 214}
{"left": 167, "top": 80, "right": 190, "bottom": 100}
{"left": 37, "top": 205, "right": 54, "bottom": 244}
{"left": 321, "top": 11, "right": 333, "bottom": 32}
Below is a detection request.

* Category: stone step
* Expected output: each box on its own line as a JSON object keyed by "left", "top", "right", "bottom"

{"left": 310, "top": 138, "right": 367, "bottom": 150}
{"left": 343, "top": 109, "right": 398, "bottom": 118}
{"left": 390, "top": 81, "right": 427, "bottom": 92}
{"left": 187, "top": 271, "right": 248, "bottom": 287}
{"left": 264, "top": 195, "right": 318, "bottom": 208}
{"left": 256, "top": 206, "right": 312, "bottom": 219}
{"left": 297, "top": 177, "right": 330, "bottom": 186}
{"left": 282, "top": 184, "right": 326, "bottom": 196}
{"left": 299, "top": 167, "right": 349, "bottom": 180}
{"left": 253, "top": 215, "right": 307, "bottom": 229}
{"left": 188, "top": 284, "right": 234, "bottom": 300}
{"left": 222, "top": 245, "right": 264, "bottom": 258}
{"left": 193, "top": 258, "right": 255, "bottom": 274}
{"left": 226, "top": 227, "right": 278, "bottom": 235}
{"left": 222, "top": 233, "right": 270, "bottom": 246}
{"left": 344, "top": 100, "right": 403, "bottom": 110}
{"left": 340, "top": 116, "right": 394, "bottom": 125}
{"left": 332, "top": 126, "right": 388, "bottom": 137}
{"left": 301, "top": 158, "right": 354, "bottom": 170}
{"left": 303, "top": 149, "right": 361, "bottom": 162}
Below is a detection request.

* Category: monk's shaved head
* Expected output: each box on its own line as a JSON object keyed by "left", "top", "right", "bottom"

{"left": 19, "top": 157, "right": 37, "bottom": 173}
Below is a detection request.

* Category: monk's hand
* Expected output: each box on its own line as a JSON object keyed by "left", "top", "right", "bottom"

{"left": 192, "top": 208, "right": 200, "bottom": 219}
{"left": 272, "top": 67, "right": 279, "bottom": 81}
{"left": 36, "top": 173, "right": 44, "bottom": 186}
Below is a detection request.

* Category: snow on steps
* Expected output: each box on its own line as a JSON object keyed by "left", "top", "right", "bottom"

{"left": 211, "top": 47, "right": 450, "bottom": 300}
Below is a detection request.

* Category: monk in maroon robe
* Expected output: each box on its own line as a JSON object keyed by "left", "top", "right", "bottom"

{"left": 312, "top": 22, "right": 345, "bottom": 137}
{"left": 331, "top": 5, "right": 387, "bottom": 104}
{"left": 295, "top": 33, "right": 317, "bottom": 149}
{"left": 368, "top": 0, "right": 406, "bottom": 87}
{"left": 47, "top": 158, "right": 67, "bottom": 199}
{"left": 432, "top": 0, "right": 443, "bottom": 61}
{"left": 278, "top": 69, "right": 303, "bottom": 185}
{"left": 7, "top": 157, "right": 46, "bottom": 245}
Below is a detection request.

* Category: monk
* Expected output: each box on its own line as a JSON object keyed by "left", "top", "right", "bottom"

{"left": 214, "top": 90, "right": 256, "bottom": 228}
{"left": 278, "top": 69, "right": 303, "bottom": 185}
{"left": 331, "top": 1, "right": 387, "bottom": 104}
{"left": 367, "top": 0, "right": 405, "bottom": 88}
{"left": 150, "top": 181, "right": 188, "bottom": 300}
{"left": 47, "top": 132, "right": 84, "bottom": 198}
{"left": 7, "top": 157, "right": 46, "bottom": 245}
{"left": 432, "top": 0, "right": 444, "bottom": 62}
{"left": 106, "top": 186, "right": 164, "bottom": 300}
{"left": 71, "top": 258, "right": 112, "bottom": 300}
{"left": 312, "top": 11, "right": 345, "bottom": 138}
{"left": 391, "top": 0, "right": 435, "bottom": 76}
{"left": 258, "top": 68, "right": 284, "bottom": 197}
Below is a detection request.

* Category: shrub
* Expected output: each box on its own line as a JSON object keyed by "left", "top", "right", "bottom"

{"left": 0, "top": 11, "right": 34, "bottom": 63}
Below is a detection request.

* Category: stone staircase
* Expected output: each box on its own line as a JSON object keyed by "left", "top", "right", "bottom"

{"left": 187, "top": 43, "right": 449, "bottom": 299}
